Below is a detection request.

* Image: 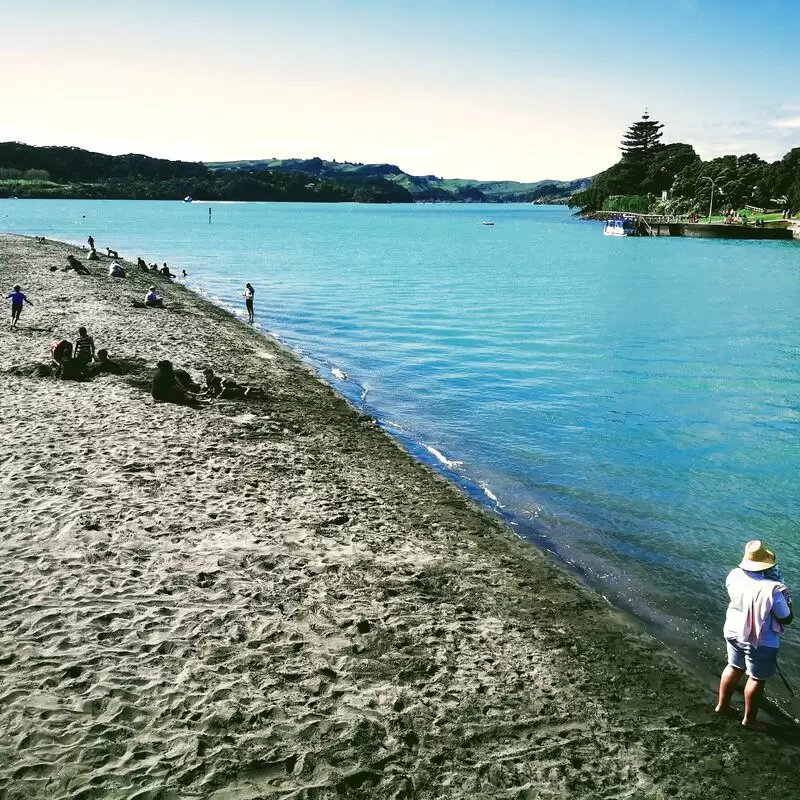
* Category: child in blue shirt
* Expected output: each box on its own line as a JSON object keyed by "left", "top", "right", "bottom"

{"left": 6, "top": 285, "right": 32, "bottom": 329}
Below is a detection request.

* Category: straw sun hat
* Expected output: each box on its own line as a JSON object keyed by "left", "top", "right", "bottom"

{"left": 739, "top": 540, "right": 776, "bottom": 572}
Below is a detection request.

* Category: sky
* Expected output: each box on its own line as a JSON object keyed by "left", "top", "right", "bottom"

{"left": 1, "top": 0, "right": 798, "bottom": 182}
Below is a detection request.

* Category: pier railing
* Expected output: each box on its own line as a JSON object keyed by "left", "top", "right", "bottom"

{"left": 593, "top": 211, "right": 692, "bottom": 224}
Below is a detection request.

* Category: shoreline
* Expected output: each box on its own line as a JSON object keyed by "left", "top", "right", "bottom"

{"left": 2, "top": 232, "right": 799, "bottom": 798}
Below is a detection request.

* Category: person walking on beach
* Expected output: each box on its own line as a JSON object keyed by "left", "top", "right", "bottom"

{"left": 6, "top": 285, "right": 32, "bottom": 329}
{"left": 716, "top": 540, "right": 793, "bottom": 730}
{"left": 243, "top": 283, "right": 255, "bottom": 323}
{"left": 73, "top": 326, "right": 96, "bottom": 366}
{"left": 87, "top": 235, "right": 94, "bottom": 250}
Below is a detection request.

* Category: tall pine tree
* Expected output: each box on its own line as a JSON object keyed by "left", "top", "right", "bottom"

{"left": 620, "top": 111, "right": 664, "bottom": 159}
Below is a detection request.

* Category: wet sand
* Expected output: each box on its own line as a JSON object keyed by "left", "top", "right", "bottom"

{"left": 1, "top": 233, "right": 798, "bottom": 799}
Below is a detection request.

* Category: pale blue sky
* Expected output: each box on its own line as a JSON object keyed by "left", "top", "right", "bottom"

{"left": 1, "top": 0, "right": 797, "bottom": 180}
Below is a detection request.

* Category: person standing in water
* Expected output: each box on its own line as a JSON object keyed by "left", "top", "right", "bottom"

{"left": 6, "top": 285, "right": 32, "bottom": 329}
{"left": 243, "top": 283, "right": 255, "bottom": 323}
{"left": 716, "top": 540, "right": 793, "bottom": 730}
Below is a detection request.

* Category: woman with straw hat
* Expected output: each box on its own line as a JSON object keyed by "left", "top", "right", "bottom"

{"left": 716, "top": 540, "right": 793, "bottom": 730}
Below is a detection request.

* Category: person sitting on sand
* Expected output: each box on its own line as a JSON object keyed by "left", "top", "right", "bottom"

{"left": 7, "top": 285, "right": 33, "bottom": 329}
{"left": 144, "top": 287, "right": 165, "bottom": 308}
{"left": 88, "top": 348, "right": 125, "bottom": 376}
{"left": 202, "top": 367, "right": 258, "bottom": 399}
{"left": 149, "top": 263, "right": 159, "bottom": 272}
{"left": 50, "top": 339, "right": 73, "bottom": 375}
{"left": 160, "top": 263, "right": 175, "bottom": 279}
{"left": 87, "top": 248, "right": 100, "bottom": 261}
{"left": 174, "top": 368, "right": 202, "bottom": 393}
{"left": 151, "top": 360, "right": 200, "bottom": 406}
{"left": 137, "top": 257, "right": 149, "bottom": 273}
{"left": 65, "top": 255, "right": 91, "bottom": 275}
{"left": 108, "top": 261, "right": 126, "bottom": 279}
{"left": 58, "top": 355, "right": 87, "bottom": 381}
{"left": 73, "top": 326, "right": 96, "bottom": 366}
{"left": 716, "top": 540, "right": 793, "bottom": 731}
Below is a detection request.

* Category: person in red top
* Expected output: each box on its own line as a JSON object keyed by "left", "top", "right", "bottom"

{"left": 50, "top": 339, "right": 74, "bottom": 378}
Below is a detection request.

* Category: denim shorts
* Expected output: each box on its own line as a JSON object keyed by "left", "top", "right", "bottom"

{"left": 725, "top": 638, "right": 779, "bottom": 680}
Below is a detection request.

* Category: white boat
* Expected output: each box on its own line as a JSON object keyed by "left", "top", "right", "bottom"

{"left": 481, "top": 221, "right": 495, "bottom": 226}
{"left": 183, "top": 196, "right": 193, "bottom": 203}
{"left": 603, "top": 218, "right": 638, "bottom": 236}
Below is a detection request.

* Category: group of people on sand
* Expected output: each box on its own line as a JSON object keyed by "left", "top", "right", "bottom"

{"left": 84, "top": 235, "right": 188, "bottom": 282}
{"left": 50, "top": 326, "right": 123, "bottom": 380}
{"left": 135, "top": 256, "right": 185, "bottom": 280}
{"left": 151, "top": 361, "right": 261, "bottom": 406}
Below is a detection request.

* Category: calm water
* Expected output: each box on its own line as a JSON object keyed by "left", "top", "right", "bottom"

{"left": 3, "top": 200, "right": 799, "bottom": 709}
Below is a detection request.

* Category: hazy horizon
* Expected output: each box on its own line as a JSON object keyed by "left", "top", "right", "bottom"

{"left": 2, "top": 0, "right": 798, "bottom": 182}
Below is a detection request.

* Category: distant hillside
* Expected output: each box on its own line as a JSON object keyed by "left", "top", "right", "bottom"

{"left": 0, "top": 143, "right": 411, "bottom": 203}
{"left": 207, "top": 157, "right": 589, "bottom": 203}
{"left": 0, "top": 142, "right": 589, "bottom": 204}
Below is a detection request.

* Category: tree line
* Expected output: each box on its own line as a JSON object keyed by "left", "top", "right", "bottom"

{"left": 0, "top": 143, "right": 414, "bottom": 203}
{"left": 570, "top": 114, "right": 800, "bottom": 215}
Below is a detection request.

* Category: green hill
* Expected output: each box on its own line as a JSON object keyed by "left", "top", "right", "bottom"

{"left": 0, "top": 143, "right": 589, "bottom": 204}
{"left": 207, "top": 157, "right": 589, "bottom": 203}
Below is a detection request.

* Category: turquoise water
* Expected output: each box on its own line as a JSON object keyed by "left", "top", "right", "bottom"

{"left": 3, "top": 200, "right": 799, "bottom": 708}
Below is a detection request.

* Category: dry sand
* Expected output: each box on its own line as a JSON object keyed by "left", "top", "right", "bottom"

{"left": 1, "top": 233, "right": 798, "bottom": 800}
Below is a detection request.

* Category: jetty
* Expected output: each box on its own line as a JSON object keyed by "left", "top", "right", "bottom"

{"left": 592, "top": 211, "right": 796, "bottom": 240}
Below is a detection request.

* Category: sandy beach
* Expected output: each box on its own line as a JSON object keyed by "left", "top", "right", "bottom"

{"left": 1, "top": 232, "right": 798, "bottom": 800}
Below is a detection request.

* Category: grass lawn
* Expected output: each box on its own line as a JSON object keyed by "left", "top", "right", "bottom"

{"left": 704, "top": 208, "right": 787, "bottom": 223}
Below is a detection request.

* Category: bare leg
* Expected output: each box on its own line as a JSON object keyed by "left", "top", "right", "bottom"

{"left": 742, "top": 678, "right": 767, "bottom": 730}
{"left": 715, "top": 664, "right": 744, "bottom": 713}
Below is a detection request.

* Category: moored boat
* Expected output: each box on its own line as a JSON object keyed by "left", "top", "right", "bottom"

{"left": 603, "top": 218, "right": 638, "bottom": 236}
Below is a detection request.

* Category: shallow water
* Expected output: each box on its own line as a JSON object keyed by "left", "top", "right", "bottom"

{"left": 3, "top": 199, "right": 799, "bottom": 705}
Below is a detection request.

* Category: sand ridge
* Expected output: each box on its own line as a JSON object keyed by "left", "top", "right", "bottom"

{"left": 1, "top": 233, "right": 799, "bottom": 799}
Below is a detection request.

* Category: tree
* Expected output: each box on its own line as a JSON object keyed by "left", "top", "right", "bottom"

{"left": 620, "top": 111, "right": 664, "bottom": 159}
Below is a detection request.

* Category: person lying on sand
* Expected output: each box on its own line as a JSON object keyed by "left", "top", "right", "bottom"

{"left": 7, "top": 285, "right": 33, "bottom": 329}
{"left": 88, "top": 348, "right": 126, "bottom": 376}
{"left": 65, "top": 255, "right": 91, "bottom": 275}
{"left": 202, "top": 367, "right": 260, "bottom": 399}
{"left": 151, "top": 361, "right": 202, "bottom": 406}
{"left": 144, "top": 287, "right": 165, "bottom": 308}
{"left": 50, "top": 339, "right": 73, "bottom": 376}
